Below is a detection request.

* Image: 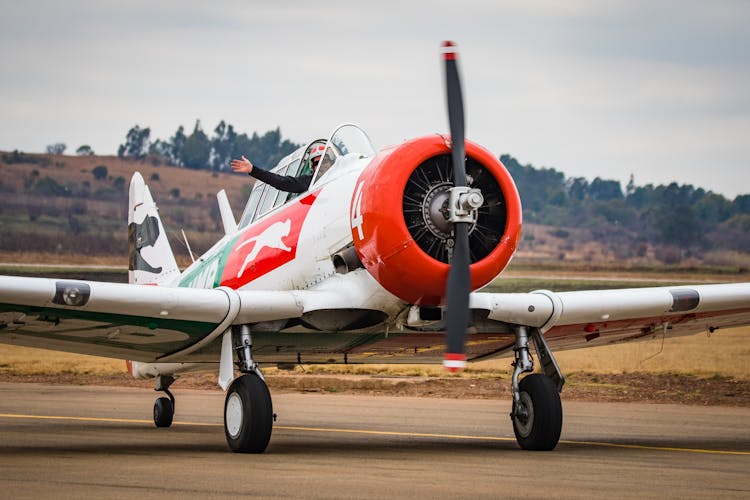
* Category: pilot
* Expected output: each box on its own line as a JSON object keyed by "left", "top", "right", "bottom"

{"left": 230, "top": 144, "right": 325, "bottom": 193}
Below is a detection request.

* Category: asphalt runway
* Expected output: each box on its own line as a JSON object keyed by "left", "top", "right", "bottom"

{"left": 1, "top": 382, "right": 749, "bottom": 499}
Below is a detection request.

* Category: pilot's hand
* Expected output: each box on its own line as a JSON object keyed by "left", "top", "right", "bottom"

{"left": 230, "top": 156, "right": 253, "bottom": 173}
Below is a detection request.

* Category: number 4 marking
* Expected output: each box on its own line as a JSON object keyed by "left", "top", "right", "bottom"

{"left": 351, "top": 181, "right": 365, "bottom": 240}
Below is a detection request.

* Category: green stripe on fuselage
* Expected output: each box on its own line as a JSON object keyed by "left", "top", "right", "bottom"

{"left": 178, "top": 234, "right": 239, "bottom": 289}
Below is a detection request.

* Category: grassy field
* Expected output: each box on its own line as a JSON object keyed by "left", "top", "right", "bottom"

{"left": 2, "top": 326, "right": 748, "bottom": 380}
{"left": 297, "top": 326, "right": 750, "bottom": 380}
{"left": 498, "top": 326, "right": 750, "bottom": 378}
{"left": 0, "top": 345, "right": 125, "bottom": 376}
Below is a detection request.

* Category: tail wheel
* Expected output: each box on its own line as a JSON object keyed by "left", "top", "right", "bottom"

{"left": 512, "top": 374, "right": 562, "bottom": 450}
{"left": 224, "top": 373, "right": 273, "bottom": 453}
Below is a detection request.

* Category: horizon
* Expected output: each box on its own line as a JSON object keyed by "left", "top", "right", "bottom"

{"left": 3, "top": 137, "right": 748, "bottom": 200}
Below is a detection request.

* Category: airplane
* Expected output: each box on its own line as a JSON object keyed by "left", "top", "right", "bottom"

{"left": 1, "top": 41, "right": 749, "bottom": 454}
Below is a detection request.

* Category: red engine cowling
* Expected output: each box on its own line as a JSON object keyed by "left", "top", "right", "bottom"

{"left": 350, "top": 134, "right": 522, "bottom": 305}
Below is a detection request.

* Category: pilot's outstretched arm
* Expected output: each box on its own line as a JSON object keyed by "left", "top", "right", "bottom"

{"left": 231, "top": 156, "right": 312, "bottom": 193}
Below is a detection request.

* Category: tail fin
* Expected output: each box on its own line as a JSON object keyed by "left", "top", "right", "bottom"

{"left": 128, "top": 172, "right": 179, "bottom": 285}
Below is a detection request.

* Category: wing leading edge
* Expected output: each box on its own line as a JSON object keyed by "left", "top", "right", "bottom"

{"left": 0, "top": 275, "right": 240, "bottom": 361}
{"left": 471, "top": 283, "right": 750, "bottom": 354}
{"left": 0, "top": 276, "right": 310, "bottom": 362}
{"left": 2, "top": 274, "right": 749, "bottom": 365}
{"left": 0, "top": 273, "right": 371, "bottom": 363}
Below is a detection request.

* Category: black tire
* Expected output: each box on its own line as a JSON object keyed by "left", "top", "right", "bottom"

{"left": 512, "top": 374, "right": 562, "bottom": 451}
{"left": 224, "top": 374, "right": 273, "bottom": 453}
{"left": 153, "top": 396, "right": 174, "bottom": 428}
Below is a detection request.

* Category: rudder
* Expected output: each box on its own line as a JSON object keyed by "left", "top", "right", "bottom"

{"left": 128, "top": 172, "right": 179, "bottom": 285}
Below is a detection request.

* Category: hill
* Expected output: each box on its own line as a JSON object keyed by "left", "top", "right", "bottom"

{"left": 0, "top": 151, "right": 252, "bottom": 266}
{"left": 501, "top": 154, "right": 750, "bottom": 269}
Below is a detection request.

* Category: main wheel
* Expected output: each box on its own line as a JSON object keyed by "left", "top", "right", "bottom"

{"left": 512, "top": 374, "right": 562, "bottom": 450}
{"left": 153, "top": 396, "right": 174, "bottom": 428}
{"left": 224, "top": 373, "right": 273, "bottom": 453}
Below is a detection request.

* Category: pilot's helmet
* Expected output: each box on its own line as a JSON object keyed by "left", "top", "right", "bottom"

{"left": 310, "top": 144, "right": 325, "bottom": 163}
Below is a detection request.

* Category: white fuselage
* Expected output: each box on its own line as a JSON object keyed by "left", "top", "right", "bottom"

{"left": 176, "top": 153, "right": 406, "bottom": 326}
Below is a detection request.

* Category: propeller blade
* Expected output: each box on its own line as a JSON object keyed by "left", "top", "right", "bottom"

{"left": 442, "top": 41, "right": 470, "bottom": 372}
{"left": 443, "top": 41, "right": 466, "bottom": 188}
{"left": 445, "top": 221, "right": 470, "bottom": 371}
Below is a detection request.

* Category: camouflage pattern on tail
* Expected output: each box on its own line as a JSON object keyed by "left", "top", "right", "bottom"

{"left": 128, "top": 172, "right": 179, "bottom": 285}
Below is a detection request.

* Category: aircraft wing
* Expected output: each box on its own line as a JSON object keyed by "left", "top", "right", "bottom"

{"left": 3, "top": 274, "right": 749, "bottom": 365}
{"left": 0, "top": 275, "right": 307, "bottom": 362}
{"left": 471, "top": 282, "right": 750, "bottom": 352}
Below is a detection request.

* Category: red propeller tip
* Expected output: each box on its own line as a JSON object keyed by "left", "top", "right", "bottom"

{"left": 443, "top": 353, "right": 466, "bottom": 372}
{"left": 442, "top": 40, "right": 457, "bottom": 60}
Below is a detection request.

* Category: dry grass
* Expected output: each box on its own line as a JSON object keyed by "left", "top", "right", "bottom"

{"left": 702, "top": 250, "right": 750, "bottom": 268}
{"left": 0, "top": 252, "right": 125, "bottom": 267}
{"left": 483, "top": 326, "right": 750, "bottom": 379}
{"left": 2, "top": 326, "right": 748, "bottom": 380}
{"left": 302, "top": 327, "right": 750, "bottom": 380}
{"left": 0, "top": 346, "right": 125, "bottom": 376}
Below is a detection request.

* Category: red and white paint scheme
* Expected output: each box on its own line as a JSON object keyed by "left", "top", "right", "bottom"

{"left": 221, "top": 192, "right": 318, "bottom": 289}
{"left": 1, "top": 44, "right": 749, "bottom": 455}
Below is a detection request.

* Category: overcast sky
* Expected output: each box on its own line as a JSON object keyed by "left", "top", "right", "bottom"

{"left": 1, "top": 0, "right": 749, "bottom": 197}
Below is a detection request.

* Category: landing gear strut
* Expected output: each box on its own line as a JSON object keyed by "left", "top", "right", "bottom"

{"left": 224, "top": 325, "right": 273, "bottom": 453}
{"left": 510, "top": 326, "right": 564, "bottom": 450}
{"left": 153, "top": 374, "right": 175, "bottom": 428}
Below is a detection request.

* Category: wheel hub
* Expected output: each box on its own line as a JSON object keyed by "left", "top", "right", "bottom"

{"left": 513, "top": 392, "right": 534, "bottom": 438}
{"left": 225, "top": 392, "right": 244, "bottom": 438}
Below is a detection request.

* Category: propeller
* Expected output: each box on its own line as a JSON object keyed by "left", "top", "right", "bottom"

{"left": 442, "top": 41, "right": 473, "bottom": 372}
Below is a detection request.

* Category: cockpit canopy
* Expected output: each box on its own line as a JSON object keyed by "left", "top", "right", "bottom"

{"left": 237, "top": 124, "right": 375, "bottom": 228}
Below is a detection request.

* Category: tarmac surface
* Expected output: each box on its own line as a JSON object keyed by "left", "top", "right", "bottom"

{"left": 1, "top": 382, "right": 749, "bottom": 499}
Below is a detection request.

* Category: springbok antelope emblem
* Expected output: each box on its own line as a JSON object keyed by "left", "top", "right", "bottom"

{"left": 235, "top": 219, "right": 293, "bottom": 278}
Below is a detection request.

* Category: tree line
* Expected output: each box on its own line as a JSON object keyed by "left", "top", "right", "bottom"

{"left": 110, "top": 120, "right": 750, "bottom": 253}
{"left": 5, "top": 130, "right": 750, "bottom": 259}
{"left": 502, "top": 154, "right": 750, "bottom": 253}
{"left": 117, "top": 121, "right": 300, "bottom": 171}
{"left": 32, "top": 120, "right": 750, "bottom": 254}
